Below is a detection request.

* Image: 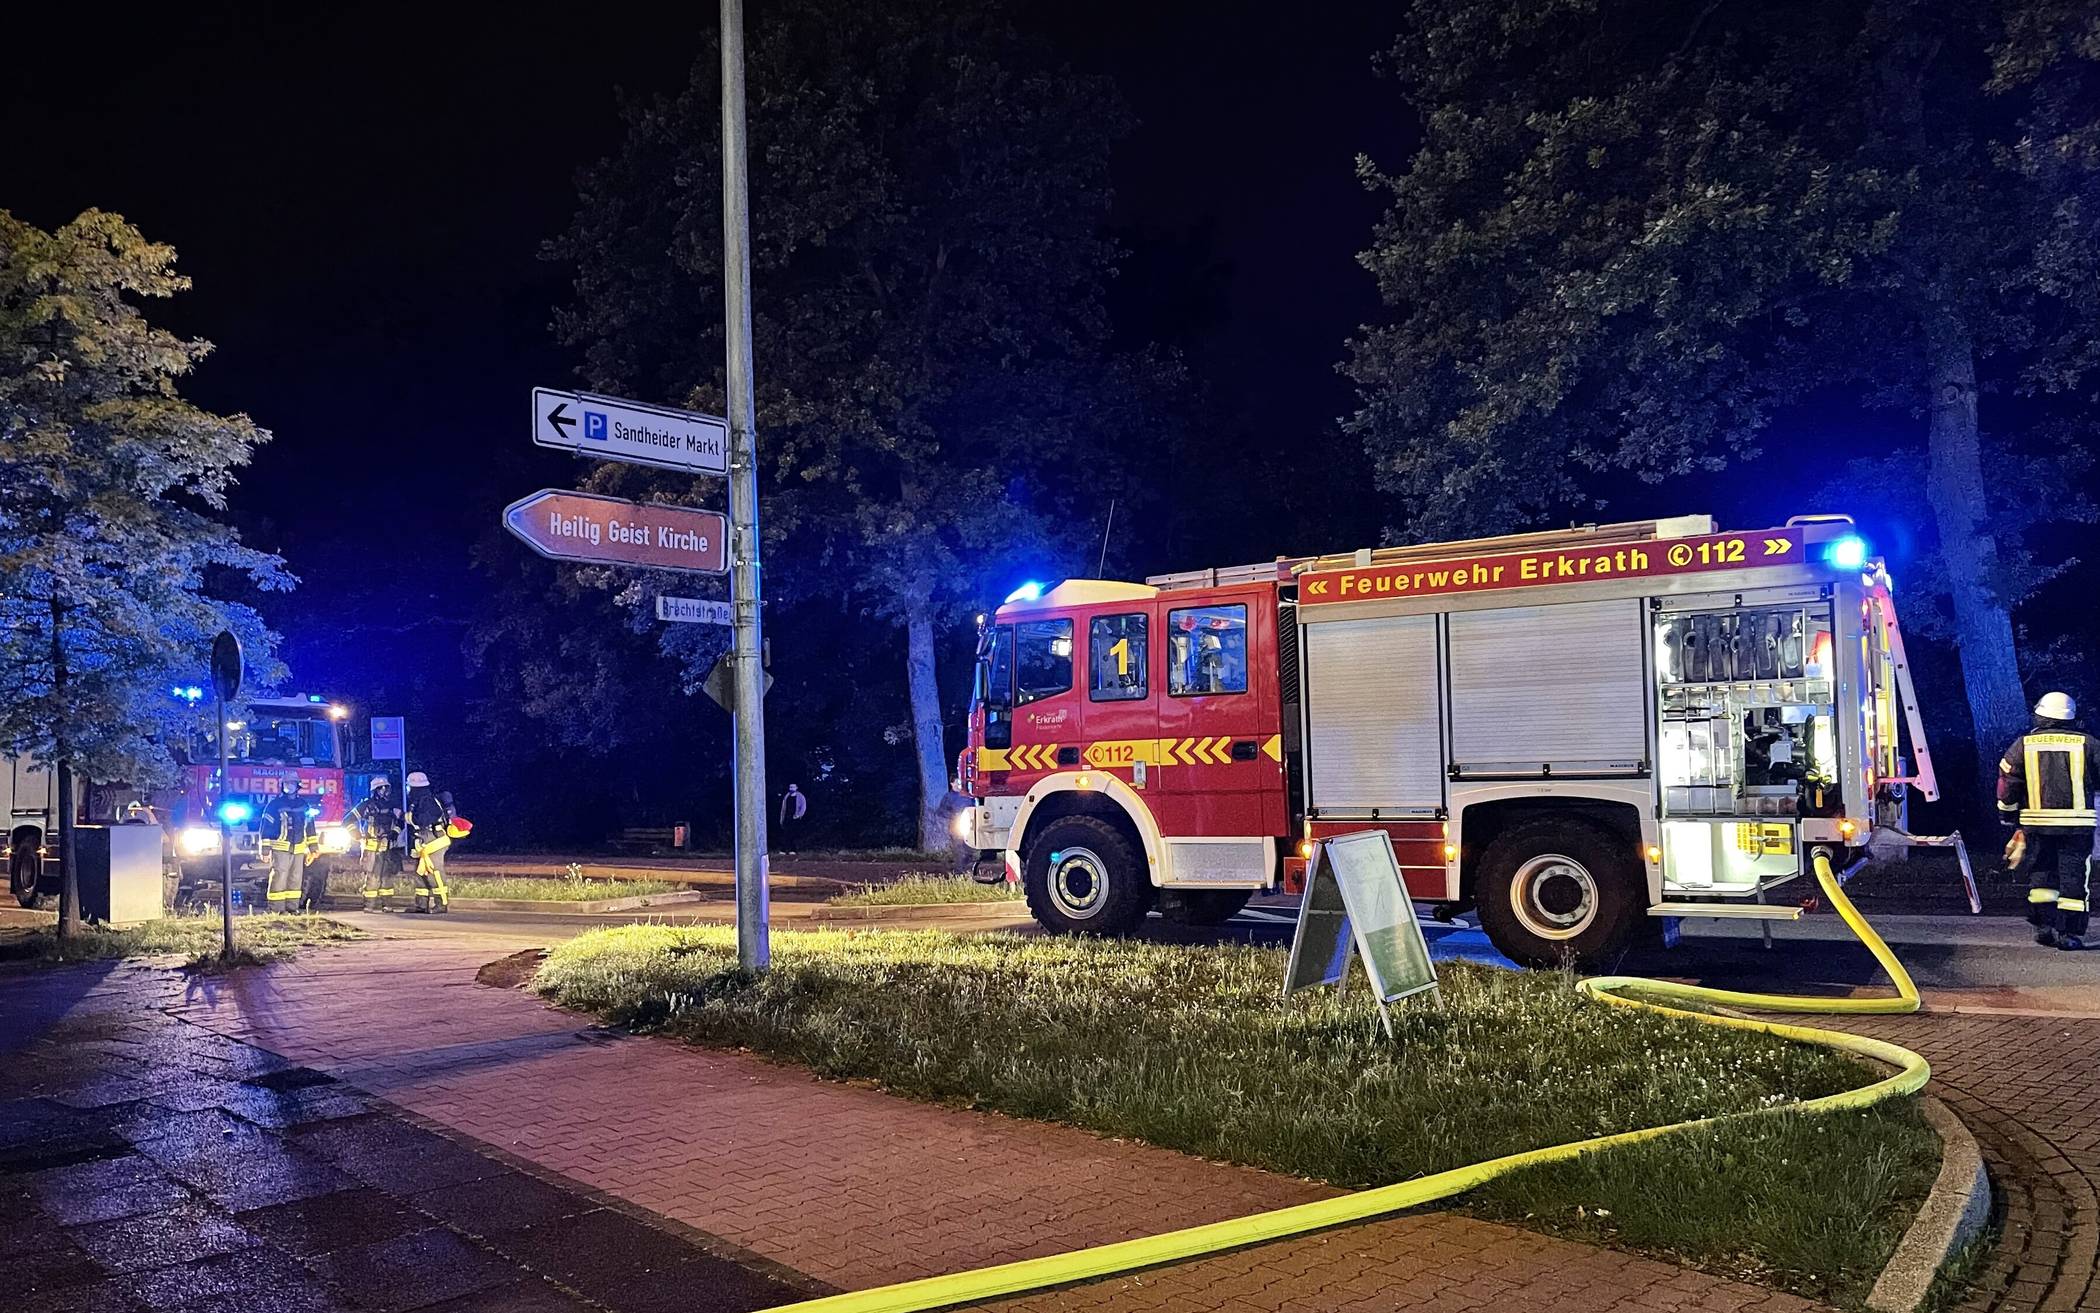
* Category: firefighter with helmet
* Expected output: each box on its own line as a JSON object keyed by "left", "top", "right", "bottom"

{"left": 404, "top": 771, "right": 452, "bottom": 913}
{"left": 257, "top": 776, "right": 318, "bottom": 911}
{"left": 1997, "top": 692, "right": 2098, "bottom": 950}
{"left": 346, "top": 777, "right": 403, "bottom": 912}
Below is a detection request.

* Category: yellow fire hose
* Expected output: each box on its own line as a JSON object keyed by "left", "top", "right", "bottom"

{"left": 771, "top": 854, "right": 1927, "bottom": 1313}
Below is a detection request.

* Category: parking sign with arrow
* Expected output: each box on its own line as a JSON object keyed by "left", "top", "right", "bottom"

{"left": 531, "top": 387, "right": 728, "bottom": 475}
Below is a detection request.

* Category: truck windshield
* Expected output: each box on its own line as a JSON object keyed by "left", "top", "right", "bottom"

{"left": 198, "top": 716, "right": 341, "bottom": 767}
{"left": 977, "top": 626, "right": 1014, "bottom": 710}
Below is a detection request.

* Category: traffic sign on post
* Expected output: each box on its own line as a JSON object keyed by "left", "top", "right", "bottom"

{"left": 532, "top": 387, "right": 729, "bottom": 476}
{"left": 502, "top": 490, "right": 728, "bottom": 574}
{"left": 657, "top": 595, "right": 733, "bottom": 625}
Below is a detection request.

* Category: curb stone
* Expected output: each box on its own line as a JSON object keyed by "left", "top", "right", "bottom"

{"left": 1867, "top": 1094, "right": 1992, "bottom": 1312}
{"left": 441, "top": 890, "right": 718, "bottom": 914}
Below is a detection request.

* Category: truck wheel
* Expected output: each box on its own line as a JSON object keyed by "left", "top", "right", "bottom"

{"left": 1474, "top": 818, "right": 1642, "bottom": 968}
{"left": 1163, "top": 889, "right": 1253, "bottom": 926}
{"left": 1023, "top": 816, "right": 1151, "bottom": 935}
{"left": 11, "top": 846, "right": 44, "bottom": 910}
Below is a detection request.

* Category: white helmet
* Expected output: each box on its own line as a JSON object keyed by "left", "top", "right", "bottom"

{"left": 2035, "top": 691, "right": 2077, "bottom": 721}
{"left": 406, "top": 771, "right": 431, "bottom": 788}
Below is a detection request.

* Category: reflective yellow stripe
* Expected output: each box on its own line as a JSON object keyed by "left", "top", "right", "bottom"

{"left": 983, "top": 736, "right": 1288, "bottom": 773}
{"left": 2059, "top": 899, "right": 2087, "bottom": 912}
{"left": 265, "top": 888, "right": 301, "bottom": 901}
{"left": 364, "top": 887, "right": 395, "bottom": 897}
{"left": 2031, "top": 888, "right": 2061, "bottom": 903}
{"left": 2020, "top": 809, "right": 2097, "bottom": 825}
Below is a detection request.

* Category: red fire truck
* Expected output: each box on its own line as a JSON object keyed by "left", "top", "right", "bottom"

{"left": 956, "top": 514, "right": 1947, "bottom": 965}
{"left": 167, "top": 695, "right": 359, "bottom": 891}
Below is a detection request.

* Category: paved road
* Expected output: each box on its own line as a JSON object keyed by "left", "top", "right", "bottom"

{"left": 340, "top": 897, "right": 2098, "bottom": 1014}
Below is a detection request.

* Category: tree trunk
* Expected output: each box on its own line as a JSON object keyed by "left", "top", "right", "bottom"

{"left": 50, "top": 596, "right": 82, "bottom": 938}
{"left": 904, "top": 609, "right": 952, "bottom": 852}
{"left": 56, "top": 758, "right": 81, "bottom": 938}
{"left": 1921, "top": 306, "right": 2029, "bottom": 796}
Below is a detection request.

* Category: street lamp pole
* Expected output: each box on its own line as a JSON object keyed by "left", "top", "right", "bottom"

{"left": 721, "top": 0, "right": 770, "bottom": 971}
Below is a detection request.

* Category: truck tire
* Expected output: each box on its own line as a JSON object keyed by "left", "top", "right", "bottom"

{"left": 1163, "top": 889, "right": 1253, "bottom": 926}
{"left": 11, "top": 845, "right": 44, "bottom": 910}
{"left": 1474, "top": 818, "right": 1642, "bottom": 968}
{"left": 1023, "top": 815, "right": 1151, "bottom": 935}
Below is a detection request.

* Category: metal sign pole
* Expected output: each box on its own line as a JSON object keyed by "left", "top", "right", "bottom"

{"left": 217, "top": 691, "right": 235, "bottom": 958}
{"left": 721, "top": 0, "right": 770, "bottom": 971}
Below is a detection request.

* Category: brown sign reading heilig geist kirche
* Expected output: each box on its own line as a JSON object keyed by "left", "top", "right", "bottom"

{"left": 502, "top": 489, "right": 728, "bottom": 575}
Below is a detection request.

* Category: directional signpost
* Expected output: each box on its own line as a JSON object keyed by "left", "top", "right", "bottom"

{"left": 506, "top": 0, "right": 770, "bottom": 971}
{"left": 532, "top": 387, "right": 729, "bottom": 476}
{"left": 503, "top": 490, "right": 727, "bottom": 574}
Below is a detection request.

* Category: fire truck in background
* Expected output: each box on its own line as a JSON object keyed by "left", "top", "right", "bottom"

{"left": 957, "top": 514, "right": 1949, "bottom": 965}
{"left": 6, "top": 694, "right": 362, "bottom": 909}
{"left": 167, "top": 694, "right": 359, "bottom": 893}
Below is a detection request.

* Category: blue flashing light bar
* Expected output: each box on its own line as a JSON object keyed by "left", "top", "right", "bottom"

{"left": 1004, "top": 581, "right": 1046, "bottom": 604}
{"left": 1826, "top": 536, "right": 1868, "bottom": 570}
{"left": 217, "top": 800, "right": 254, "bottom": 825}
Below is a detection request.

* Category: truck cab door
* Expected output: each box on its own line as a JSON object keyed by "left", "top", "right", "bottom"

{"left": 1155, "top": 591, "right": 1283, "bottom": 837}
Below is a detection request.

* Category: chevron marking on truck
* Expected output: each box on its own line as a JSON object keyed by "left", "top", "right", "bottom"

{"left": 983, "top": 737, "right": 1275, "bottom": 773}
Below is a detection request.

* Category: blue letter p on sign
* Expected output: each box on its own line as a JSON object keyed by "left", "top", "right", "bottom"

{"left": 584, "top": 411, "right": 608, "bottom": 441}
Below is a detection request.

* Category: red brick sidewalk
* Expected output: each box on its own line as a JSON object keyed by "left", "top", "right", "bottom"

{"left": 1830, "top": 1011, "right": 2100, "bottom": 1313}
{"left": 165, "top": 939, "right": 1833, "bottom": 1312}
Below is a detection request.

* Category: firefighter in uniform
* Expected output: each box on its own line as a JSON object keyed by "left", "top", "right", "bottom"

{"left": 1997, "top": 692, "right": 2098, "bottom": 950}
{"left": 257, "top": 777, "right": 318, "bottom": 911}
{"left": 346, "top": 778, "right": 403, "bottom": 912}
{"left": 404, "top": 772, "right": 452, "bottom": 914}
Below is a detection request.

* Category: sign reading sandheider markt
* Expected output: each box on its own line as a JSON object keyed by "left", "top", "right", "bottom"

{"left": 532, "top": 387, "right": 728, "bottom": 476}
{"left": 1298, "top": 526, "right": 1806, "bottom": 606}
{"left": 503, "top": 489, "right": 728, "bottom": 575}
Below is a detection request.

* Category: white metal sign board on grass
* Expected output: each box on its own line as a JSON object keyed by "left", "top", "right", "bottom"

{"left": 1282, "top": 830, "right": 1439, "bottom": 1036}
{"left": 531, "top": 386, "right": 728, "bottom": 476}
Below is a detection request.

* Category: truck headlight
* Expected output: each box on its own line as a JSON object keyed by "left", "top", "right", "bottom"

{"left": 317, "top": 823, "right": 355, "bottom": 854}
{"left": 952, "top": 810, "right": 973, "bottom": 839}
{"left": 179, "top": 826, "right": 221, "bottom": 856}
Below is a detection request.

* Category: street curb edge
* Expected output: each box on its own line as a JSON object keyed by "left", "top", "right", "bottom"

{"left": 1866, "top": 1094, "right": 1992, "bottom": 1313}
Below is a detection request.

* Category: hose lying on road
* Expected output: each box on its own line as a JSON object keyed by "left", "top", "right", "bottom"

{"left": 772, "top": 853, "right": 1927, "bottom": 1313}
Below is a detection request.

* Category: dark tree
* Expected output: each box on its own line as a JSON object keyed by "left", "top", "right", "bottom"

{"left": 1345, "top": 0, "right": 2100, "bottom": 771}
{"left": 0, "top": 211, "right": 288, "bottom": 935}
{"left": 549, "top": 0, "right": 1178, "bottom": 848}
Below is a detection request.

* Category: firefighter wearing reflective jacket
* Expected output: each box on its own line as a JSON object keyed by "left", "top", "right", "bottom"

{"left": 257, "top": 777, "right": 318, "bottom": 910}
{"left": 346, "top": 779, "right": 403, "bottom": 912}
{"left": 1998, "top": 692, "right": 2098, "bottom": 951}
{"left": 404, "top": 772, "right": 451, "bottom": 914}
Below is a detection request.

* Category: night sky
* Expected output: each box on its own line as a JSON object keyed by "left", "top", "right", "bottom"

{"left": 4, "top": 2, "right": 1415, "bottom": 711}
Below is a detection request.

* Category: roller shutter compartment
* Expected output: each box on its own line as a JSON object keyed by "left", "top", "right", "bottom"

{"left": 1447, "top": 600, "right": 1646, "bottom": 777}
{"left": 1305, "top": 615, "right": 1443, "bottom": 814}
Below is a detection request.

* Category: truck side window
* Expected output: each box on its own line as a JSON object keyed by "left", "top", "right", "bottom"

{"left": 982, "top": 626, "right": 1015, "bottom": 709}
{"left": 1089, "top": 613, "right": 1148, "bottom": 701}
{"left": 1015, "top": 619, "right": 1074, "bottom": 705}
{"left": 1167, "top": 604, "right": 1248, "bottom": 696}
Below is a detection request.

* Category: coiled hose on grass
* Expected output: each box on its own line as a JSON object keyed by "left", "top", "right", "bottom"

{"left": 772, "top": 853, "right": 1927, "bottom": 1313}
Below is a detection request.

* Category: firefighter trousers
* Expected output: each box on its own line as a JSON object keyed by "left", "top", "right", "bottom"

{"left": 266, "top": 845, "right": 304, "bottom": 910}
{"left": 2024, "top": 829, "right": 2093, "bottom": 938}
{"left": 410, "top": 833, "right": 450, "bottom": 913}
{"left": 362, "top": 845, "right": 400, "bottom": 911}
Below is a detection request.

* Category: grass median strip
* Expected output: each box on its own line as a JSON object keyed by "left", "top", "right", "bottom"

{"left": 326, "top": 872, "right": 682, "bottom": 901}
{"left": 535, "top": 924, "right": 1936, "bottom": 1304}
{"left": 827, "top": 874, "right": 1024, "bottom": 906}
{"left": 0, "top": 912, "right": 366, "bottom": 969}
